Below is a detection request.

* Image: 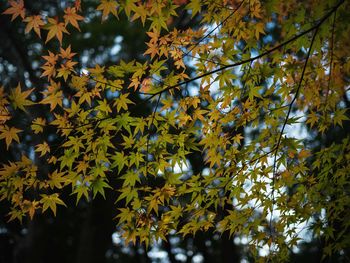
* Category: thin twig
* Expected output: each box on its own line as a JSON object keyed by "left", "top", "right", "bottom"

{"left": 325, "top": 10, "right": 337, "bottom": 107}
{"left": 269, "top": 24, "right": 320, "bottom": 250}
{"left": 145, "top": 93, "right": 162, "bottom": 176}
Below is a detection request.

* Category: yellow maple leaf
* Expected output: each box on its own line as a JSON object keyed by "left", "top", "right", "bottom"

{"left": 131, "top": 4, "right": 148, "bottom": 25}
{"left": 2, "top": 0, "right": 25, "bottom": 21}
{"left": 23, "top": 15, "right": 45, "bottom": 37}
{"left": 0, "top": 87, "right": 11, "bottom": 124}
{"left": 31, "top": 117, "right": 46, "bottom": 134}
{"left": 35, "top": 142, "right": 50, "bottom": 157}
{"left": 255, "top": 22, "right": 265, "bottom": 40}
{"left": 0, "top": 125, "right": 22, "bottom": 149}
{"left": 45, "top": 17, "right": 69, "bottom": 45}
{"left": 40, "top": 90, "right": 63, "bottom": 111}
{"left": 0, "top": 106, "right": 11, "bottom": 124}
{"left": 40, "top": 193, "right": 66, "bottom": 216}
{"left": 97, "top": 0, "right": 119, "bottom": 21}
{"left": 9, "top": 83, "right": 34, "bottom": 111}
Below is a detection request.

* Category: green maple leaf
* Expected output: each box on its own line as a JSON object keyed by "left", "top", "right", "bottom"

{"left": 91, "top": 178, "right": 112, "bottom": 199}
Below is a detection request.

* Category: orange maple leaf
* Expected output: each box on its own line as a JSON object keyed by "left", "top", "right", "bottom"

{"left": 2, "top": 0, "right": 25, "bottom": 21}
{"left": 140, "top": 78, "right": 152, "bottom": 93}
{"left": 97, "top": 0, "right": 119, "bottom": 21}
{"left": 42, "top": 50, "right": 59, "bottom": 65}
{"left": 59, "top": 45, "right": 76, "bottom": 59}
{"left": 41, "top": 51, "right": 58, "bottom": 79}
{"left": 23, "top": 15, "right": 45, "bottom": 37}
{"left": 144, "top": 41, "right": 159, "bottom": 59}
{"left": 41, "top": 64, "right": 56, "bottom": 79}
{"left": 64, "top": 7, "right": 84, "bottom": 31}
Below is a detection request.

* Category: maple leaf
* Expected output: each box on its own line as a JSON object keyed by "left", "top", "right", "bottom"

{"left": 31, "top": 117, "right": 46, "bottom": 134}
{"left": 23, "top": 15, "right": 45, "bottom": 37}
{"left": 40, "top": 64, "right": 56, "bottom": 79}
{"left": 40, "top": 193, "right": 66, "bottom": 216}
{"left": 0, "top": 125, "right": 22, "bottom": 149}
{"left": 64, "top": 7, "right": 84, "bottom": 31}
{"left": 232, "top": 133, "right": 244, "bottom": 145}
{"left": 91, "top": 178, "right": 112, "bottom": 199}
{"left": 40, "top": 90, "right": 63, "bottom": 111}
{"left": 131, "top": 3, "right": 147, "bottom": 25}
{"left": 140, "top": 78, "right": 152, "bottom": 93}
{"left": 114, "top": 93, "right": 135, "bottom": 112}
{"left": 59, "top": 45, "right": 76, "bottom": 59}
{"left": 88, "top": 64, "right": 105, "bottom": 76}
{"left": 2, "top": 0, "right": 25, "bottom": 21}
{"left": 42, "top": 50, "right": 58, "bottom": 65}
{"left": 0, "top": 104, "right": 11, "bottom": 124}
{"left": 144, "top": 41, "right": 159, "bottom": 59}
{"left": 48, "top": 170, "right": 67, "bottom": 189}
{"left": 255, "top": 22, "right": 265, "bottom": 40}
{"left": 333, "top": 109, "right": 349, "bottom": 127}
{"left": 25, "top": 200, "right": 39, "bottom": 220}
{"left": 41, "top": 51, "right": 59, "bottom": 79}
{"left": 35, "top": 142, "right": 50, "bottom": 157}
{"left": 116, "top": 208, "right": 134, "bottom": 223}
{"left": 97, "top": 0, "right": 119, "bottom": 21}
{"left": 9, "top": 83, "right": 34, "bottom": 111}
{"left": 57, "top": 60, "right": 78, "bottom": 81}
{"left": 44, "top": 17, "right": 69, "bottom": 45}
{"left": 72, "top": 184, "right": 90, "bottom": 204}
{"left": 186, "top": 0, "right": 201, "bottom": 17}
{"left": 128, "top": 78, "right": 140, "bottom": 91}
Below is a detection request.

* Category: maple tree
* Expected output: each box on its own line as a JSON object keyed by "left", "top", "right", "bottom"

{"left": 1, "top": 0, "right": 350, "bottom": 262}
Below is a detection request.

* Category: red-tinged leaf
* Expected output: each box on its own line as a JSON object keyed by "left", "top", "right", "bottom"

{"left": 140, "top": 78, "right": 152, "bottom": 93}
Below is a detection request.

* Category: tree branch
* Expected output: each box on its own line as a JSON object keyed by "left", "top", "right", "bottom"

{"left": 145, "top": 0, "right": 344, "bottom": 99}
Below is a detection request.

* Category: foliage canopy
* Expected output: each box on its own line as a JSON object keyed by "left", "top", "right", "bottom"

{"left": 1, "top": 0, "right": 350, "bottom": 261}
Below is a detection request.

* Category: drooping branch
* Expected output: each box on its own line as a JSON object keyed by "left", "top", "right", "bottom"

{"left": 145, "top": 0, "right": 344, "bottom": 98}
